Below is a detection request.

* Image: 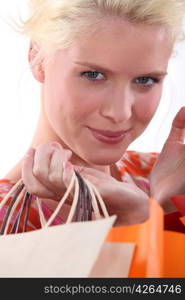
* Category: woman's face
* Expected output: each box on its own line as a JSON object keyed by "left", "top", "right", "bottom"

{"left": 42, "top": 18, "right": 172, "bottom": 166}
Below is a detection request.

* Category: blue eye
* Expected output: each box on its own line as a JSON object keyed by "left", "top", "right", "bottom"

{"left": 81, "top": 71, "right": 105, "bottom": 81}
{"left": 134, "top": 77, "right": 160, "bottom": 86}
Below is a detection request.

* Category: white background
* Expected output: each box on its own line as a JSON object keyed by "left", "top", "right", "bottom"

{"left": 0, "top": 0, "right": 185, "bottom": 178}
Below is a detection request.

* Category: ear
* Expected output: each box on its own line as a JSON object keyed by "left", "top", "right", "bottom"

{"left": 28, "top": 41, "right": 45, "bottom": 83}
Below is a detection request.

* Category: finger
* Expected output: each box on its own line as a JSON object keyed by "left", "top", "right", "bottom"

{"left": 49, "top": 145, "right": 72, "bottom": 191}
{"left": 79, "top": 173, "right": 101, "bottom": 188}
{"left": 70, "top": 162, "right": 99, "bottom": 185}
{"left": 75, "top": 166, "right": 115, "bottom": 184}
{"left": 75, "top": 166, "right": 106, "bottom": 178}
{"left": 167, "top": 106, "right": 185, "bottom": 143}
{"left": 22, "top": 148, "right": 56, "bottom": 198}
{"left": 32, "top": 143, "right": 58, "bottom": 191}
{"left": 63, "top": 161, "right": 74, "bottom": 187}
{"left": 74, "top": 165, "right": 84, "bottom": 173}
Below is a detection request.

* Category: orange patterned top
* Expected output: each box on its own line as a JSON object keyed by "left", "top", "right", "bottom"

{"left": 0, "top": 151, "right": 184, "bottom": 234}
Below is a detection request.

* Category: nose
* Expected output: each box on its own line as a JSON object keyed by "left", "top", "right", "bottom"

{"left": 100, "top": 86, "right": 133, "bottom": 124}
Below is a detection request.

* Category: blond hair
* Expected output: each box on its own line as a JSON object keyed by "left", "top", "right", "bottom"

{"left": 10, "top": 0, "right": 185, "bottom": 62}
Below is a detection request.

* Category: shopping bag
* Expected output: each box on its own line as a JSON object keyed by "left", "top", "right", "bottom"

{"left": 3, "top": 168, "right": 184, "bottom": 278}
{"left": 106, "top": 198, "right": 185, "bottom": 278}
{"left": 0, "top": 171, "right": 119, "bottom": 277}
{"left": 0, "top": 215, "right": 116, "bottom": 277}
{"left": 163, "top": 230, "right": 185, "bottom": 277}
{"left": 89, "top": 241, "right": 135, "bottom": 278}
{"left": 171, "top": 195, "right": 185, "bottom": 227}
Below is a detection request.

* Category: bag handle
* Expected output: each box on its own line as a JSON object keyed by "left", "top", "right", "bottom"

{"left": 84, "top": 178, "right": 109, "bottom": 218}
{"left": 37, "top": 171, "right": 109, "bottom": 228}
{"left": 0, "top": 178, "right": 23, "bottom": 211}
{"left": 0, "top": 170, "right": 110, "bottom": 233}
{"left": 0, "top": 181, "right": 27, "bottom": 235}
{"left": 10, "top": 192, "right": 32, "bottom": 234}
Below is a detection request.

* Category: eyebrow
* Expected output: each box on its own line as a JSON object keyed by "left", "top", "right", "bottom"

{"left": 74, "top": 61, "right": 168, "bottom": 77}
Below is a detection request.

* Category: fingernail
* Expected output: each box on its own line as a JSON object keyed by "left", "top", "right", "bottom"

{"left": 51, "top": 142, "right": 60, "bottom": 150}
{"left": 63, "top": 161, "right": 74, "bottom": 186}
{"left": 63, "top": 161, "right": 73, "bottom": 173}
{"left": 25, "top": 148, "right": 34, "bottom": 157}
{"left": 65, "top": 150, "right": 72, "bottom": 160}
{"left": 75, "top": 166, "right": 84, "bottom": 173}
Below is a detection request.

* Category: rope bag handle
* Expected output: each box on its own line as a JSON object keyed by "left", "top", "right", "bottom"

{"left": 37, "top": 170, "right": 109, "bottom": 228}
{"left": 0, "top": 171, "right": 109, "bottom": 234}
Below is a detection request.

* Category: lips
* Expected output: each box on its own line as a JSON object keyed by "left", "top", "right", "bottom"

{"left": 87, "top": 126, "right": 131, "bottom": 145}
{"left": 89, "top": 128, "right": 129, "bottom": 137}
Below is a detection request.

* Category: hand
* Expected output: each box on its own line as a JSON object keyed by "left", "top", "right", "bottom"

{"left": 76, "top": 166, "right": 149, "bottom": 226}
{"left": 150, "top": 107, "right": 185, "bottom": 212}
{"left": 22, "top": 142, "right": 74, "bottom": 201}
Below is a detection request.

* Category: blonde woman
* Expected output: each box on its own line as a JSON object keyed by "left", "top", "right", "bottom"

{"left": 1, "top": 0, "right": 185, "bottom": 231}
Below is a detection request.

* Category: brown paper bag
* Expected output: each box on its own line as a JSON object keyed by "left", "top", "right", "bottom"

{"left": 89, "top": 242, "right": 135, "bottom": 278}
{"left": 0, "top": 216, "right": 116, "bottom": 277}
{"left": 0, "top": 172, "right": 135, "bottom": 278}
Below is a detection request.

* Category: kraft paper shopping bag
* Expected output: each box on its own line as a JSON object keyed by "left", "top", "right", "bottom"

{"left": 89, "top": 241, "right": 135, "bottom": 278}
{"left": 0, "top": 172, "right": 118, "bottom": 277}
{"left": 0, "top": 215, "right": 116, "bottom": 277}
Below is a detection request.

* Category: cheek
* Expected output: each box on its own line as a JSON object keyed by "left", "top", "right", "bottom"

{"left": 135, "top": 91, "right": 162, "bottom": 124}
{"left": 63, "top": 85, "right": 101, "bottom": 122}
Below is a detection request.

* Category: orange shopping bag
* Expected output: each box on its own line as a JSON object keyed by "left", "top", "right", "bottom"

{"left": 106, "top": 198, "right": 185, "bottom": 278}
